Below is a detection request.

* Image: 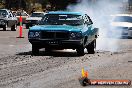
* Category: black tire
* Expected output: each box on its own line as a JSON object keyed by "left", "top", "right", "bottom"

{"left": 86, "top": 40, "right": 96, "bottom": 54}
{"left": 45, "top": 48, "right": 52, "bottom": 53}
{"left": 26, "top": 24, "right": 29, "bottom": 29}
{"left": 32, "top": 45, "right": 39, "bottom": 55}
{"left": 3, "top": 25, "right": 6, "bottom": 31}
{"left": 11, "top": 24, "right": 16, "bottom": 31}
{"left": 76, "top": 45, "right": 84, "bottom": 56}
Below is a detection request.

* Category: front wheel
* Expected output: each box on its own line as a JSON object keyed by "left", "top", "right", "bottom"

{"left": 3, "top": 25, "right": 7, "bottom": 31}
{"left": 32, "top": 45, "right": 39, "bottom": 55}
{"left": 26, "top": 24, "right": 29, "bottom": 29}
{"left": 76, "top": 45, "right": 84, "bottom": 56}
{"left": 86, "top": 40, "right": 96, "bottom": 54}
{"left": 11, "top": 24, "right": 16, "bottom": 31}
{"left": 45, "top": 48, "right": 52, "bottom": 53}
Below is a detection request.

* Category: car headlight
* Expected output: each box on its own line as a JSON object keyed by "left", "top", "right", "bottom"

{"left": 0, "top": 20, "right": 6, "bottom": 25}
{"left": 129, "top": 27, "right": 132, "bottom": 30}
{"left": 28, "top": 31, "right": 40, "bottom": 38}
{"left": 35, "top": 32, "right": 40, "bottom": 37}
{"left": 70, "top": 33, "right": 76, "bottom": 38}
{"left": 28, "top": 32, "right": 34, "bottom": 38}
{"left": 69, "top": 32, "right": 82, "bottom": 39}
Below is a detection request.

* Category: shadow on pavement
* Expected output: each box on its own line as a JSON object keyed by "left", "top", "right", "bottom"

{"left": 16, "top": 50, "right": 79, "bottom": 57}
{"left": 0, "top": 30, "right": 15, "bottom": 31}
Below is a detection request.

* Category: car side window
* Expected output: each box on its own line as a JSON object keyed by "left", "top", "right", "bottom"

{"left": 85, "top": 14, "right": 93, "bottom": 25}
{"left": 83, "top": 15, "right": 87, "bottom": 24}
{"left": 83, "top": 15, "right": 90, "bottom": 25}
{"left": 12, "top": 13, "right": 16, "bottom": 17}
{"left": 23, "top": 13, "right": 27, "bottom": 16}
{"left": 9, "top": 12, "right": 13, "bottom": 17}
{"left": 9, "top": 14, "right": 12, "bottom": 17}
{"left": 85, "top": 15, "right": 89, "bottom": 23}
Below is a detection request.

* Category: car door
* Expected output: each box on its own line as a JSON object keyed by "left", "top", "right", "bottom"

{"left": 88, "top": 15, "right": 95, "bottom": 39}
{"left": 83, "top": 14, "right": 93, "bottom": 44}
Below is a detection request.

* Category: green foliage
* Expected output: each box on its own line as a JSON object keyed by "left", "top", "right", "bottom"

{"left": 4, "top": 0, "right": 78, "bottom": 10}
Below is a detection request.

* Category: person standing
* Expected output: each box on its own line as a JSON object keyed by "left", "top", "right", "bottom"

{"left": 31, "top": 8, "right": 35, "bottom": 14}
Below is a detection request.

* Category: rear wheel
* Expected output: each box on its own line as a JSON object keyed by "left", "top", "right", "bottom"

{"left": 86, "top": 40, "right": 96, "bottom": 54}
{"left": 76, "top": 45, "right": 84, "bottom": 56}
{"left": 32, "top": 45, "right": 39, "bottom": 55}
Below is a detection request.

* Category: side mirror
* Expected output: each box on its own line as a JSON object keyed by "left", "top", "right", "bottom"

{"left": 85, "top": 21, "right": 93, "bottom": 25}
{"left": 88, "top": 22, "right": 93, "bottom": 25}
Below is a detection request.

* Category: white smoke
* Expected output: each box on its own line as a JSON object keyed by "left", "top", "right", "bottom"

{"left": 67, "top": 0, "right": 124, "bottom": 52}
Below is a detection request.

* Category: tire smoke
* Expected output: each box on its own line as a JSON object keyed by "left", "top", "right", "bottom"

{"left": 67, "top": 0, "right": 124, "bottom": 52}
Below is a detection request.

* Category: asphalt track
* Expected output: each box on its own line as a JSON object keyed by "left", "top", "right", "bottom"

{"left": 0, "top": 27, "right": 132, "bottom": 88}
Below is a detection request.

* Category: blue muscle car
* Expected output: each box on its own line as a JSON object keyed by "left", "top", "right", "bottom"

{"left": 28, "top": 11, "right": 99, "bottom": 56}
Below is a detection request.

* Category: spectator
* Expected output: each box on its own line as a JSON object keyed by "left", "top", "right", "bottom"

{"left": 31, "top": 8, "right": 35, "bottom": 14}
{"left": 43, "top": 8, "right": 47, "bottom": 12}
{"left": 46, "top": 4, "right": 52, "bottom": 11}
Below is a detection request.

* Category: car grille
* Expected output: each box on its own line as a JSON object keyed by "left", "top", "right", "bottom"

{"left": 41, "top": 31, "right": 69, "bottom": 39}
{"left": 30, "top": 20, "right": 37, "bottom": 24}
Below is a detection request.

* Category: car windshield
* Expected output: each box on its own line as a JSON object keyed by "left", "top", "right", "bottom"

{"left": 31, "top": 13, "right": 44, "bottom": 17}
{"left": 114, "top": 16, "right": 132, "bottom": 23}
{"left": 0, "top": 10, "right": 8, "bottom": 17}
{"left": 16, "top": 12, "right": 28, "bottom": 16}
{"left": 40, "top": 14, "right": 83, "bottom": 26}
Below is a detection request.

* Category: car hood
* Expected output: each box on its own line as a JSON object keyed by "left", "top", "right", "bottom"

{"left": 30, "top": 25, "right": 83, "bottom": 32}
{"left": 26, "top": 17, "right": 42, "bottom": 20}
{"left": 111, "top": 22, "right": 132, "bottom": 27}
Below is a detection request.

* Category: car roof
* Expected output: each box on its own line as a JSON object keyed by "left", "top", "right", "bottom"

{"left": 47, "top": 11, "right": 84, "bottom": 15}
{"left": 17, "top": 11, "right": 27, "bottom": 13}
{"left": 0, "top": 9, "right": 9, "bottom": 11}
{"left": 33, "top": 12, "right": 45, "bottom": 14}
{"left": 0, "top": 9, "right": 8, "bottom": 10}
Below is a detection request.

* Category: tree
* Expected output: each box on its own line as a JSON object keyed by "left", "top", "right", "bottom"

{"left": 5, "top": 0, "right": 26, "bottom": 10}
{"left": 4, "top": 0, "right": 78, "bottom": 11}
{"left": 49, "top": 0, "right": 78, "bottom": 10}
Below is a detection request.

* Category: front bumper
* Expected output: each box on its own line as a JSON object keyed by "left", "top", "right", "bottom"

{"left": 29, "top": 39, "right": 82, "bottom": 49}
